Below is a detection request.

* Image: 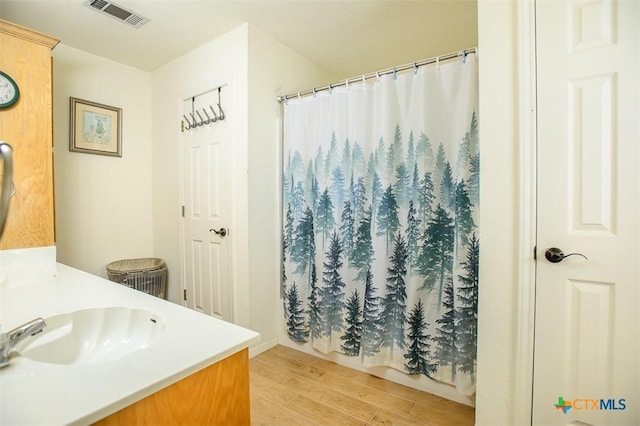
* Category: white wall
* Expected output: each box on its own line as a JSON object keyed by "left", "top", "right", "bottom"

{"left": 53, "top": 44, "right": 154, "bottom": 278}
{"left": 151, "top": 25, "right": 249, "bottom": 310}
{"left": 246, "top": 25, "right": 336, "bottom": 352}
{"left": 475, "top": 1, "right": 520, "bottom": 424}
{"left": 150, "top": 23, "right": 336, "bottom": 350}
{"left": 52, "top": 22, "right": 335, "bottom": 352}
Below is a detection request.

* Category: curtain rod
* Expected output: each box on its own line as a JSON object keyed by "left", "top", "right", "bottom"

{"left": 276, "top": 47, "right": 477, "bottom": 103}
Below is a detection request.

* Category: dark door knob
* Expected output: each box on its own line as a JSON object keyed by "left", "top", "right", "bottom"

{"left": 209, "top": 227, "right": 227, "bottom": 237}
{"left": 545, "top": 247, "right": 588, "bottom": 263}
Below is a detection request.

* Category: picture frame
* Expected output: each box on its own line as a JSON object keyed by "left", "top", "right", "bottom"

{"left": 69, "top": 97, "right": 122, "bottom": 157}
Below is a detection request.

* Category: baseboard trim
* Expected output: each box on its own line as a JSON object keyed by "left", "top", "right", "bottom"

{"left": 249, "top": 337, "right": 278, "bottom": 358}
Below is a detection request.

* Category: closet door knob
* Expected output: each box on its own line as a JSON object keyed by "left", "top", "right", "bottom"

{"left": 209, "top": 228, "right": 227, "bottom": 237}
{"left": 544, "top": 247, "right": 588, "bottom": 263}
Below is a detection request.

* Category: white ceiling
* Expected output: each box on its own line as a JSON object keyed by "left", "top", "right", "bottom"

{"left": 0, "top": 0, "right": 477, "bottom": 78}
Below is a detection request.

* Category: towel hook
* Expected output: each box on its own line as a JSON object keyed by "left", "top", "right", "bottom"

{"left": 195, "top": 110, "right": 206, "bottom": 126}
{"left": 196, "top": 111, "right": 207, "bottom": 126}
{"left": 202, "top": 108, "right": 212, "bottom": 124}
{"left": 209, "top": 105, "right": 218, "bottom": 122}
{"left": 217, "top": 87, "right": 225, "bottom": 120}
{"left": 203, "top": 108, "right": 213, "bottom": 124}
{"left": 182, "top": 114, "right": 192, "bottom": 130}
{"left": 190, "top": 112, "right": 198, "bottom": 127}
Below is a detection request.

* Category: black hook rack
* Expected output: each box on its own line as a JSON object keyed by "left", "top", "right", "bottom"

{"left": 181, "top": 87, "right": 226, "bottom": 131}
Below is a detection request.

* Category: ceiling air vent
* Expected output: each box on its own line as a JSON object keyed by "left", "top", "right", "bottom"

{"left": 84, "top": 0, "right": 150, "bottom": 29}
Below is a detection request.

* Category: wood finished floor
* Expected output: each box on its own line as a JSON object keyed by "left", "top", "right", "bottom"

{"left": 250, "top": 345, "right": 474, "bottom": 426}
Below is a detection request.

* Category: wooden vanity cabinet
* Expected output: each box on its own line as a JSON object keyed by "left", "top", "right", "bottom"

{"left": 94, "top": 348, "right": 251, "bottom": 425}
{"left": 0, "top": 20, "right": 58, "bottom": 250}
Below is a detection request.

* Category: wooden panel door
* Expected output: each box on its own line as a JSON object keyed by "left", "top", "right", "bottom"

{"left": 181, "top": 87, "right": 233, "bottom": 322}
{"left": 533, "top": 0, "right": 639, "bottom": 424}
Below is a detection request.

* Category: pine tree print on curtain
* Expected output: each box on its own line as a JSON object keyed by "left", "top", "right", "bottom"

{"left": 282, "top": 53, "right": 479, "bottom": 396}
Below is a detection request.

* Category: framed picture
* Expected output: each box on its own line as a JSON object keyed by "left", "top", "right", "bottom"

{"left": 69, "top": 97, "right": 122, "bottom": 157}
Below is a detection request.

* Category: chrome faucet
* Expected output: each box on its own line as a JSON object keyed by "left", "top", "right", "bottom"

{"left": 0, "top": 142, "right": 13, "bottom": 241}
{"left": 0, "top": 318, "right": 46, "bottom": 367}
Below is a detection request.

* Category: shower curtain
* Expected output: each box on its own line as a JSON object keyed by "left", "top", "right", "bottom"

{"left": 282, "top": 53, "right": 478, "bottom": 395}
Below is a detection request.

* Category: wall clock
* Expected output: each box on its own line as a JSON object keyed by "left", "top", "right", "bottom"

{"left": 0, "top": 71, "right": 20, "bottom": 109}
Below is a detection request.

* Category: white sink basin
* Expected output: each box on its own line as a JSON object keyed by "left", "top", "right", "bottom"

{"left": 19, "top": 307, "right": 164, "bottom": 365}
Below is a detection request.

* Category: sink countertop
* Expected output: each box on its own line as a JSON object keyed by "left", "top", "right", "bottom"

{"left": 0, "top": 247, "right": 260, "bottom": 425}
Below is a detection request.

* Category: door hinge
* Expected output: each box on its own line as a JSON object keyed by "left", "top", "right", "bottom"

{"left": 533, "top": 245, "right": 537, "bottom": 260}
{"left": 181, "top": 120, "right": 184, "bottom": 133}
{"left": 183, "top": 289, "right": 187, "bottom": 301}
{"left": 181, "top": 205, "right": 185, "bottom": 217}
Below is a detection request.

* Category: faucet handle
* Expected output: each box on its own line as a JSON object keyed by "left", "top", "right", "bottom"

{"left": 0, "top": 332, "right": 8, "bottom": 367}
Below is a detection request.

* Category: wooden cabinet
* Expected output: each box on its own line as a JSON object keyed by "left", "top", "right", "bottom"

{"left": 0, "top": 20, "right": 58, "bottom": 250}
{"left": 94, "top": 348, "right": 251, "bottom": 425}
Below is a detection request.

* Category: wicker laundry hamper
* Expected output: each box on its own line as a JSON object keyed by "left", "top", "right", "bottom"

{"left": 106, "top": 258, "right": 167, "bottom": 299}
